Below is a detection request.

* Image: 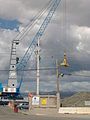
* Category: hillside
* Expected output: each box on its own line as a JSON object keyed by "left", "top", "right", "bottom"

{"left": 61, "top": 92, "right": 90, "bottom": 107}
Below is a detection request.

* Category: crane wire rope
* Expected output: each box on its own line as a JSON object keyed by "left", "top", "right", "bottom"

{"left": 13, "top": 0, "right": 55, "bottom": 42}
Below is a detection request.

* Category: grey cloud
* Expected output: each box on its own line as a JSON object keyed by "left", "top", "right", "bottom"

{"left": 65, "top": 0, "right": 90, "bottom": 26}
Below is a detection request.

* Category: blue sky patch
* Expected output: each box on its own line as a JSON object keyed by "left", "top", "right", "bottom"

{"left": 0, "top": 18, "right": 20, "bottom": 30}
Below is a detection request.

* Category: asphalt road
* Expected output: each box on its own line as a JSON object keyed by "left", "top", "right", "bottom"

{"left": 0, "top": 106, "right": 90, "bottom": 120}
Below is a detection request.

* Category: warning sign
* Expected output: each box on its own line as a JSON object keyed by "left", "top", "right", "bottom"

{"left": 32, "top": 96, "right": 39, "bottom": 105}
{"left": 41, "top": 98, "right": 47, "bottom": 105}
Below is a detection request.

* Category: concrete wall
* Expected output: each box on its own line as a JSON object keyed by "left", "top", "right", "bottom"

{"left": 59, "top": 107, "right": 90, "bottom": 114}
{"left": 40, "top": 95, "right": 57, "bottom": 108}
{"left": 29, "top": 95, "right": 57, "bottom": 109}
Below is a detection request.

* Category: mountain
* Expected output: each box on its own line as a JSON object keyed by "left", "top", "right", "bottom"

{"left": 21, "top": 91, "right": 76, "bottom": 99}
{"left": 61, "top": 92, "right": 90, "bottom": 107}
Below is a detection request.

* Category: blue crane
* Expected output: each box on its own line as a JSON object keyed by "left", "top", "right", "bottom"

{"left": 17, "top": 0, "right": 61, "bottom": 70}
{"left": 6, "top": 0, "right": 61, "bottom": 95}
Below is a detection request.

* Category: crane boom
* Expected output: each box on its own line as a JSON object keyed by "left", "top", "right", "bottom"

{"left": 17, "top": 0, "right": 61, "bottom": 70}
{"left": 7, "top": 0, "right": 55, "bottom": 89}
{"left": 7, "top": 0, "right": 61, "bottom": 93}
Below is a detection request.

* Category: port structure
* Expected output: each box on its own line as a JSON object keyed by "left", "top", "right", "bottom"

{"left": 2, "top": 0, "right": 61, "bottom": 97}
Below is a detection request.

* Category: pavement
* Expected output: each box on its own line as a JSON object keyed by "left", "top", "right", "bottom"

{"left": 20, "top": 108, "right": 58, "bottom": 116}
{"left": 0, "top": 106, "right": 90, "bottom": 120}
{"left": 20, "top": 107, "right": 90, "bottom": 119}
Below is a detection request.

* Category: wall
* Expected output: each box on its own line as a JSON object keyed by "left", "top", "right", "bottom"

{"left": 29, "top": 95, "right": 57, "bottom": 109}
{"left": 59, "top": 107, "right": 90, "bottom": 114}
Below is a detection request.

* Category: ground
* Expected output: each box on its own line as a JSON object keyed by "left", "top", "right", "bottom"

{"left": 0, "top": 106, "right": 90, "bottom": 120}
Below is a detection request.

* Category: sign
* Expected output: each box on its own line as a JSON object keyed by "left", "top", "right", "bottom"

{"left": 32, "top": 96, "right": 39, "bottom": 105}
{"left": 3, "top": 87, "right": 16, "bottom": 93}
{"left": 41, "top": 98, "right": 47, "bottom": 105}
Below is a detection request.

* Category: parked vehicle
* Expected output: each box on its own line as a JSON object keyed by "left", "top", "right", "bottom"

{"left": 0, "top": 97, "right": 9, "bottom": 105}
{"left": 17, "top": 102, "right": 29, "bottom": 110}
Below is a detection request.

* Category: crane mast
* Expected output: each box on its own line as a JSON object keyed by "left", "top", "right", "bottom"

{"left": 8, "top": 40, "right": 19, "bottom": 88}
{"left": 3, "top": 40, "right": 19, "bottom": 93}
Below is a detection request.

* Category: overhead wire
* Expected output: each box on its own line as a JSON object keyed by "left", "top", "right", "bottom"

{"left": 65, "top": 73, "right": 90, "bottom": 78}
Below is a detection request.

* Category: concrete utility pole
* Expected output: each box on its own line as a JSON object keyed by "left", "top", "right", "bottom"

{"left": 36, "top": 40, "right": 41, "bottom": 95}
{"left": 56, "top": 53, "right": 69, "bottom": 110}
{"left": 56, "top": 60, "right": 60, "bottom": 109}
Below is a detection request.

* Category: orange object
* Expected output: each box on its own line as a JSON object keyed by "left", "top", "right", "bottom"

{"left": 28, "top": 93, "right": 33, "bottom": 98}
{"left": 14, "top": 104, "right": 18, "bottom": 113}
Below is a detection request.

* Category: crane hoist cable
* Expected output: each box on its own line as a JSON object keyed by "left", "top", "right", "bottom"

{"left": 13, "top": 0, "right": 55, "bottom": 42}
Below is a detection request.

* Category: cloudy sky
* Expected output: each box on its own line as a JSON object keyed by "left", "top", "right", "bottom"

{"left": 0, "top": 0, "right": 90, "bottom": 93}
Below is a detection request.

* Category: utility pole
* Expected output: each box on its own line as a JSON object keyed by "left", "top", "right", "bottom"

{"left": 56, "top": 52, "right": 69, "bottom": 110}
{"left": 35, "top": 40, "right": 40, "bottom": 95}
{"left": 56, "top": 60, "right": 60, "bottom": 109}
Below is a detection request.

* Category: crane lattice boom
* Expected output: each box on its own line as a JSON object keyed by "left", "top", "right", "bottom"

{"left": 17, "top": 0, "right": 61, "bottom": 70}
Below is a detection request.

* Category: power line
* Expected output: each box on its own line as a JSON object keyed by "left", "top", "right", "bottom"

{"left": 0, "top": 67, "right": 56, "bottom": 71}
{"left": 0, "top": 67, "right": 90, "bottom": 78}
{"left": 66, "top": 73, "right": 90, "bottom": 78}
